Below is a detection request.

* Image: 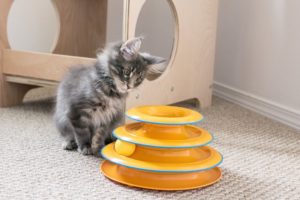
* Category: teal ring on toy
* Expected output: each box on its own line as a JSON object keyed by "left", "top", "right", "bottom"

{"left": 101, "top": 148, "right": 223, "bottom": 173}
{"left": 100, "top": 147, "right": 223, "bottom": 173}
{"left": 112, "top": 129, "right": 214, "bottom": 149}
{"left": 125, "top": 112, "right": 205, "bottom": 126}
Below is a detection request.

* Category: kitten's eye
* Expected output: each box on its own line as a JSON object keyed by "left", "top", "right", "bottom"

{"left": 123, "top": 69, "right": 131, "bottom": 76}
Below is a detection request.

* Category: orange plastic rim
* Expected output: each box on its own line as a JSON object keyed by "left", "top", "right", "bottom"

{"left": 113, "top": 123, "right": 213, "bottom": 148}
{"left": 101, "top": 161, "right": 222, "bottom": 191}
{"left": 126, "top": 106, "right": 203, "bottom": 125}
{"left": 101, "top": 143, "right": 223, "bottom": 172}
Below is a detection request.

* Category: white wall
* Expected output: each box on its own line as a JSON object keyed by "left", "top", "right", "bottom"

{"left": 214, "top": 0, "right": 300, "bottom": 129}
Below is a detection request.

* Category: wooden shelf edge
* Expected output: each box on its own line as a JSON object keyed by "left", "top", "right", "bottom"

{"left": 5, "top": 75, "right": 58, "bottom": 87}
{"left": 3, "top": 49, "right": 96, "bottom": 81}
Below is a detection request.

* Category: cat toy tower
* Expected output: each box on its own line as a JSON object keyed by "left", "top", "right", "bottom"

{"left": 101, "top": 105, "right": 223, "bottom": 190}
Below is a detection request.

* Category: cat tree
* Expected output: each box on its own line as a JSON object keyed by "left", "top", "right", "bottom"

{"left": 0, "top": 0, "right": 219, "bottom": 109}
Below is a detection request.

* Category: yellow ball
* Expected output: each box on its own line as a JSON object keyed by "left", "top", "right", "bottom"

{"left": 115, "top": 140, "right": 136, "bottom": 156}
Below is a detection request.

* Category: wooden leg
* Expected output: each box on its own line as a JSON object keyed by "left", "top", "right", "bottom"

{"left": 191, "top": 98, "right": 201, "bottom": 109}
{"left": 0, "top": 0, "right": 35, "bottom": 107}
{"left": 196, "top": 94, "right": 213, "bottom": 110}
{"left": 169, "top": 98, "right": 201, "bottom": 110}
{"left": 0, "top": 74, "right": 33, "bottom": 107}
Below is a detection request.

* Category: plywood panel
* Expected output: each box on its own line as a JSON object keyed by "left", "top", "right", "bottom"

{"left": 125, "top": 0, "right": 219, "bottom": 109}
{"left": 3, "top": 50, "right": 96, "bottom": 81}
{"left": 0, "top": 0, "right": 34, "bottom": 107}
{"left": 0, "top": 0, "right": 107, "bottom": 106}
{"left": 53, "top": 0, "right": 108, "bottom": 58}
{"left": 0, "top": 0, "right": 11, "bottom": 48}
{"left": 5, "top": 75, "right": 58, "bottom": 87}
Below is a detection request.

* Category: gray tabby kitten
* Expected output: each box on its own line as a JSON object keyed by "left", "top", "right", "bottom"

{"left": 54, "top": 37, "right": 165, "bottom": 156}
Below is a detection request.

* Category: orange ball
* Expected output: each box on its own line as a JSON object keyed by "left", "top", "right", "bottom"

{"left": 115, "top": 140, "right": 136, "bottom": 156}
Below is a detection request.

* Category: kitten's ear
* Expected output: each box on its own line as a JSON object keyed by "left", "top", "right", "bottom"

{"left": 120, "top": 37, "right": 143, "bottom": 61}
{"left": 140, "top": 53, "right": 166, "bottom": 65}
{"left": 141, "top": 53, "right": 167, "bottom": 79}
{"left": 141, "top": 53, "right": 166, "bottom": 66}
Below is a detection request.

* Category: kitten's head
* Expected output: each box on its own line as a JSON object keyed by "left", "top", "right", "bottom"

{"left": 104, "top": 37, "right": 166, "bottom": 93}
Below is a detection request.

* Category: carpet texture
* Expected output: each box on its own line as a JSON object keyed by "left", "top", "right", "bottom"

{"left": 0, "top": 88, "right": 299, "bottom": 200}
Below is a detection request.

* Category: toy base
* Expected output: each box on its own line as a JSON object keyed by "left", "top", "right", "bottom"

{"left": 101, "top": 161, "right": 222, "bottom": 191}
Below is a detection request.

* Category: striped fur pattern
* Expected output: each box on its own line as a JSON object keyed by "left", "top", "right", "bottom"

{"left": 54, "top": 38, "right": 165, "bottom": 156}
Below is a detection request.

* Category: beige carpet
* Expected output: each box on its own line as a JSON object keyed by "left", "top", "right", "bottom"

{"left": 0, "top": 88, "right": 299, "bottom": 200}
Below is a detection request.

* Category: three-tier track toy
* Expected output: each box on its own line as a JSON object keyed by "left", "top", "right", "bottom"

{"left": 101, "top": 105, "right": 223, "bottom": 191}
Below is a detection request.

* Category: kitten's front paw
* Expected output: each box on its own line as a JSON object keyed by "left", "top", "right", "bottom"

{"left": 92, "top": 147, "right": 103, "bottom": 158}
{"left": 62, "top": 140, "right": 77, "bottom": 150}
{"left": 77, "top": 146, "right": 93, "bottom": 155}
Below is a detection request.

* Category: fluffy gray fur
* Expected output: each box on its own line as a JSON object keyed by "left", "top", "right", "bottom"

{"left": 54, "top": 37, "right": 165, "bottom": 156}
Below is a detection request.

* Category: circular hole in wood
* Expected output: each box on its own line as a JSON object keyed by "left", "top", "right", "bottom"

{"left": 135, "top": 0, "right": 177, "bottom": 81}
{"left": 7, "top": 0, "right": 60, "bottom": 53}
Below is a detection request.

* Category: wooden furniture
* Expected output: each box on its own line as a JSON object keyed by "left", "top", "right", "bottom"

{"left": 0, "top": 0, "right": 218, "bottom": 109}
